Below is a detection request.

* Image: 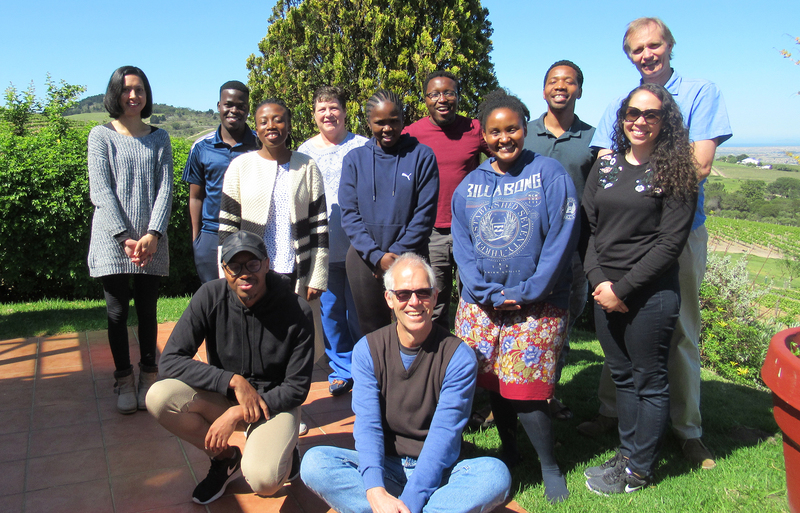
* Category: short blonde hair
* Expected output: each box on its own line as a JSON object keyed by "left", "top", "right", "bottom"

{"left": 623, "top": 17, "right": 675, "bottom": 60}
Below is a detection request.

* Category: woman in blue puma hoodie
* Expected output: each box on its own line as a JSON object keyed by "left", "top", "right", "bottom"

{"left": 452, "top": 89, "right": 578, "bottom": 503}
{"left": 340, "top": 90, "right": 439, "bottom": 335}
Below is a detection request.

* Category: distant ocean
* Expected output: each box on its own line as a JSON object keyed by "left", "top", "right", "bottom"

{"left": 715, "top": 146, "right": 800, "bottom": 165}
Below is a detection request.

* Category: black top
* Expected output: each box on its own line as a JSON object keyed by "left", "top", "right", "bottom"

{"left": 582, "top": 153, "right": 696, "bottom": 300}
{"left": 159, "top": 273, "right": 314, "bottom": 414}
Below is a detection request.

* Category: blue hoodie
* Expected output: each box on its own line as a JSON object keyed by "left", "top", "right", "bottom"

{"left": 340, "top": 134, "right": 439, "bottom": 268}
{"left": 452, "top": 150, "right": 579, "bottom": 309}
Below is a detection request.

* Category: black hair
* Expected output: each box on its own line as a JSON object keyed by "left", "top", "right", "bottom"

{"left": 103, "top": 66, "right": 153, "bottom": 119}
{"left": 477, "top": 89, "right": 530, "bottom": 131}
{"left": 219, "top": 80, "right": 249, "bottom": 97}
{"left": 423, "top": 70, "right": 460, "bottom": 95}
{"left": 612, "top": 83, "right": 696, "bottom": 200}
{"left": 255, "top": 98, "right": 293, "bottom": 148}
{"left": 312, "top": 85, "right": 348, "bottom": 108}
{"left": 543, "top": 60, "right": 584, "bottom": 88}
{"left": 365, "top": 90, "right": 403, "bottom": 121}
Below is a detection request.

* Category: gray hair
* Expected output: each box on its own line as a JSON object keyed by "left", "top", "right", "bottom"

{"left": 383, "top": 253, "right": 436, "bottom": 293}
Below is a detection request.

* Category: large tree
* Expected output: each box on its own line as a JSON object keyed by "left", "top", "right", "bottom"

{"left": 246, "top": 0, "right": 498, "bottom": 144}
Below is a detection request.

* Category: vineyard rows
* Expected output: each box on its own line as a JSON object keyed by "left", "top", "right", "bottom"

{"left": 706, "top": 217, "right": 800, "bottom": 256}
{"left": 761, "top": 293, "right": 800, "bottom": 319}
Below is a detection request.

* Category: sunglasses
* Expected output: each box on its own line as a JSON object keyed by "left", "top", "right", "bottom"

{"left": 624, "top": 107, "right": 663, "bottom": 125}
{"left": 389, "top": 288, "right": 434, "bottom": 303}
{"left": 223, "top": 259, "right": 263, "bottom": 278}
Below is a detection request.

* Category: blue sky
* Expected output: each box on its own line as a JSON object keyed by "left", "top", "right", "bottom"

{"left": 2, "top": 0, "right": 798, "bottom": 146}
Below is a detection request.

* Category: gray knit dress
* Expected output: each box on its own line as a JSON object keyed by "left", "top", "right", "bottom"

{"left": 88, "top": 125, "right": 173, "bottom": 277}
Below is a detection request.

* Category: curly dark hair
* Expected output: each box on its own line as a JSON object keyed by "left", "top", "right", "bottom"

{"left": 612, "top": 83, "right": 696, "bottom": 200}
{"left": 477, "top": 89, "right": 530, "bottom": 132}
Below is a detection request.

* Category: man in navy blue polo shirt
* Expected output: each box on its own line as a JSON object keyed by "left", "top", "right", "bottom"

{"left": 183, "top": 81, "right": 259, "bottom": 283}
{"left": 524, "top": 60, "right": 597, "bottom": 421}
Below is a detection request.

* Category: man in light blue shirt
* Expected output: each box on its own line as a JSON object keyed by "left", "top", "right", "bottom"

{"left": 581, "top": 17, "right": 732, "bottom": 470}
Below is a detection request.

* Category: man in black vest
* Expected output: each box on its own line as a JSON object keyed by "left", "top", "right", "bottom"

{"left": 300, "top": 253, "right": 510, "bottom": 513}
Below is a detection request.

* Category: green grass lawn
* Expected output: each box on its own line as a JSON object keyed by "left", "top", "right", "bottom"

{"left": 464, "top": 330, "right": 787, "bottom": 512}
{"left": 0, "top": 296, "right": 191, "bottom": 340}
{"left": 0, "top": 302, "right": 789, "bottom": 511}
{"left": 712, "top": 161, "right": 800, "bottom": 182}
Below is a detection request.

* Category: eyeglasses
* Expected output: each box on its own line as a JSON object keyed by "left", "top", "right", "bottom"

{"left": 425, "top": 90, "right": 457, "bottom": 101}
{"left": 223, "top": 259, "right": 263, "bottom": 278}
{"left": 624, "top": 107, "right": 663, "bottom": 125}
{"left": 389, "top": 288, "right": 434, "bottom": 303}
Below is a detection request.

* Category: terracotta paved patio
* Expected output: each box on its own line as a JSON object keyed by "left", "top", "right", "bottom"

{"left": 0, "top": 322, "right": 526, "bottom": 512}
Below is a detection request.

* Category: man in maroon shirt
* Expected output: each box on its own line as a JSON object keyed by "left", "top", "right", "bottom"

{"left": 403, "top": 71, "right": 489, "bottom": 329}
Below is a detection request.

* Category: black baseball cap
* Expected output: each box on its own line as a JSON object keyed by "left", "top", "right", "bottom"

{"left": 221, "top": 231, "right": 268, "bottom": 264}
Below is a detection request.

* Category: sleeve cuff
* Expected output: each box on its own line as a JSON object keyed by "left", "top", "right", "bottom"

{"left": 362, "top": 467, "right": 384, "bottom": 491}
{"left": 114, "top": 231, "right": 131, "bottom": 245}
{"left": 610, "top": 279, "right": 632, "bottom": 301}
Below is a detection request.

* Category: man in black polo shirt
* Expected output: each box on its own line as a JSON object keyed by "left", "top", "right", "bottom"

{"left": 300, "top": 253, "right": 510, "bottom": 513}
{"left": 524, "top": 60, "right": 597, "bottom": 420}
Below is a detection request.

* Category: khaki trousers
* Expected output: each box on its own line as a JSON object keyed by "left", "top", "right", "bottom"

{"left": 147, "top": 378, "right": 299, "bottom": 496}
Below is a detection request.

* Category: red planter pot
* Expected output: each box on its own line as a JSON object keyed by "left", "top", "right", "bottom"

{"left": 762, "top": 327, "right": 800, "bottom": 513}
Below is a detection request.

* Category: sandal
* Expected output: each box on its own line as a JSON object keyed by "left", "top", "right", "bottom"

{"left": 548, "top": 397, "right": 573, "bottom": 421}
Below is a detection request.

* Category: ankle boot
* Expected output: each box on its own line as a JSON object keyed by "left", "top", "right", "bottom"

{"left": 113, "top": 368, "right": 137, "bottom": 414}
{"left": 137, "top": 363, "right": 159, "bottom": 410}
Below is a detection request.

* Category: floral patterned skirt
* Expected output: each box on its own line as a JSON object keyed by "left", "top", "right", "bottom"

{"left": 455, "top": 298, "right": 568, "bottom": 401}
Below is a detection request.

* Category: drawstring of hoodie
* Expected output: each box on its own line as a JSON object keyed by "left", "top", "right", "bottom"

{"left": 370, "top": 141, "right": 402, "bottom": 200}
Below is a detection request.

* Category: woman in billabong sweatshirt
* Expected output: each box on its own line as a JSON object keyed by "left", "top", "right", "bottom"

{"left": 339, "top": 90, "right": 439, "bottom": 335}
{"left": 452, "top": 89, "right": 578, "bottom": 504}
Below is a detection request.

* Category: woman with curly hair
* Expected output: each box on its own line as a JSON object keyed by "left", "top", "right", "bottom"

{"left": 582, "top": 83, "right": 697, "bottom": 495}
{"left": 452, "top": 89, "right": 579, "bottom": 503}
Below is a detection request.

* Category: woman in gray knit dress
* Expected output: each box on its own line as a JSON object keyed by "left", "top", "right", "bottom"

{"left": 88, "top": 66, "right": 173, "bottom": 414}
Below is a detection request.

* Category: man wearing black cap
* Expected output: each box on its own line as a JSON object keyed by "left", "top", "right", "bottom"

{"left": 146, "top": 230, "right": 315, "bottom": 504}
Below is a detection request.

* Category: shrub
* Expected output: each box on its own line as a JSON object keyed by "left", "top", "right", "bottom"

{"left": 0, "top": 79, "right": 199, "bottom": 301}
{"left": 699, "top": 253, "right": 777, "bottom": 387}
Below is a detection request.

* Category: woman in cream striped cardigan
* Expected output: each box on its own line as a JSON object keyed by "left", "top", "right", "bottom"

{"left": 218, "top": 99, "right": 328, "bottom": 302}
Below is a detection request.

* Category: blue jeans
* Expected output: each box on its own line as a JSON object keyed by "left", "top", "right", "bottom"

{"left": 320, "top": 261, "right": 362, "bottom": 382}
{"left": 594, "top": 267, "right": 680, "bottom": 476}
{"left": 300, "top": 446, "right": 511, "bottom": 513}
{"left": 193, "top": 231, "right": 220, "bottom": 284}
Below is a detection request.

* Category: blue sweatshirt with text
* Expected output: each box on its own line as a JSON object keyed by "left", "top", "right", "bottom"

{"left": 452, "top": 150, "right": 579, "bottom": 309}
{"left": 339, "top": 134, "right": 439, "bottom": 268}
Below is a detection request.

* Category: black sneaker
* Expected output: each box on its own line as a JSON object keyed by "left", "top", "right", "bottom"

{"left": 192, "top": 446, "right": 243, "bottom": 504}
{"left": 584, "top": 451, "right": 627, "bottom": 478}
{"left": 624, "top": 470, "right": 650, "bottom": 493}
{"left": 287, "top": 447, "right": 301, "bottom": 482}
{"left": 586, "top": 465, "right": 650, "bottom": 496}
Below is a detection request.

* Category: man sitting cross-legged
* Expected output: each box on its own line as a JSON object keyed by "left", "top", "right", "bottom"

{"left": 146, "top": 230, "right": 314, "bottom": 504}
{"left": 301, "top": 253, "right": 511, "bottom": 513}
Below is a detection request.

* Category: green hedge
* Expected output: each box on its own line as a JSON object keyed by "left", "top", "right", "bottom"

{"left": 0, "top": 119, "right": 199, "bottom": 301}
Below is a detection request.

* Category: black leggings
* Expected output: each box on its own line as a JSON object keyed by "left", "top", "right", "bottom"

{"left": 345, "top": 246, "right": 392, "bottom": 336}
{"left": 100, "top": 274, "right": 161, "bottom": 372}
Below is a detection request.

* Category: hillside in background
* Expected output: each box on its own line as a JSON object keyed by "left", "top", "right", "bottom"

{"left": 64, "top": 94, "right": 217, "bottom": 140}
